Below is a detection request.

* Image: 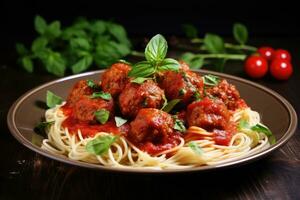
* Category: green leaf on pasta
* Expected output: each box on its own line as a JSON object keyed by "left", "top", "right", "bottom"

{"left": 94, "top": 109, "right": 110, "bottom": 124}
{"left": 114, "top": 116, "right": 128, "bottom": 127}
{"left": 46, "top": 91, "right": 63, "bottom": 108}
{"left": 188, "top": 141, "right": 203, "bottom": 155}
{"left": 85, "top": 135, "right": 118, "bottom": 155}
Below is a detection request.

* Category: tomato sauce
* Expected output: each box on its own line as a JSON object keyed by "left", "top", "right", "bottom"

{"left": 138, "top": 133, "right": 182, "bottom": 156}
{"left": 61, "top": 104, "right": 129, "bottom": 138}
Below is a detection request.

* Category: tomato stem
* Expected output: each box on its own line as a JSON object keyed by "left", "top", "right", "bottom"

{"left": 130, "top": 50, "right": 145, "bottom": 57}
{"left": 194, "top": 54, "right": 246, "bottom": 60}
{"left": 191, "top": 38, "right": 257, "bottom": 52}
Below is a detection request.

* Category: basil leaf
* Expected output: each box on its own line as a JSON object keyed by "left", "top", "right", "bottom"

{"left": 90, "top": 20, "right": 106, "bottom": 35}
{"left": 34, "top": 121, "right": 54, "bottom": 136}
{"left": 85, "top": 135, "right": 117, "bottom": 155}
{"left": 70, "top": 37, "right": 91, "bottom": 51}
{"left": 90, "top": 91, "right": 112, "bottom": 100}
{"left": 114, "top": 116, "right": 128, "bottom": 127}
{"left": 145, "top": 34, "right": 167, "bottom": 62}
{"left": 238, "top": 119, "right": 250, "bottom": 130}
{"left": 233, "top": 23, "right": 248, "bottom": 45}
{"left": 46, "top": 91, "right": 63, "bottom": 108}
{"left": 118, "top": 59, "right": 131, "bottom": 65}
{"left": 193, "top": 91, "right": 202, "bottom": 101}
{"left": 181, "top": 52, "right": 204, "bottom": 69}
{"left": 16, "top": 43, "right": 28, "bottom": 55}
{"left": 45, "top": 21, "right": 61, "bottom": 38}
{"left": 182, "top": 24, "right": 198, "bottom": 39}
{"left": 21, "top": 56, "right": 34, "bottom": 73}
{"left": 159, "top": 58, "right": 180, "bottom": 72}
{"left": 42, "top": 51, "right": 66, "bottom": 77}
{"left": 204, "top": 33, "right": 225, "bottom": 54}
{"left": 131, "top": 77, "right": 152, "bottom": 84}
{"left": 189, "top": 141, "right": 203, "bottom": 155}
{"left": 203, "top": 74, "right": 221, "bottom": 86}
{"left": 251, "top": 123, "right": 272, "bottom": 137}
{"left": 94, "top": 109, "right": 110, "bottom": 124}
{"left": 107, "top": 23, "right": 131, "bottom": 47}
{"left": 86, "top": 80, "right": 100, "bottom": 89}
{"left": 71, "top": 55, "right": 93, "bottom": 74}
{"left": 162, "top": 99, "right": 181, "bottom": 113}
{"left": 31, "top": 37, "right": 48, "bottom": 52}
{"left": 174, "top": 118, "right": 186, "bottom": 132}
{"left": 34, "top": 15, "right": 47, "bottom": 35}
{"left": 128, "top": 61, "right": 155, "bottom": 78}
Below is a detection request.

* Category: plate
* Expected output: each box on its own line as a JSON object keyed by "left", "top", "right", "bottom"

{"left": 7, "top": 69, "right": 297, "bottom": 173}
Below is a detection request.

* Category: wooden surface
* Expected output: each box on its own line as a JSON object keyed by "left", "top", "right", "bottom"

{"left": 0, "top": 38, "right": 299, "bottom": 200}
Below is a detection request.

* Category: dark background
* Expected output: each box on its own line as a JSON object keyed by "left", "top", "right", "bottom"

{"left": 1, "top": 1, "right": 300, "bottom": 199}
{"left": 0, "top": 0, "right": 299, "bottom": 50}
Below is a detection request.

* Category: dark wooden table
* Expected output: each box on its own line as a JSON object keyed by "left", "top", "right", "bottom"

{"left": 0, "top": 38, "right": 299, "bottom": 200}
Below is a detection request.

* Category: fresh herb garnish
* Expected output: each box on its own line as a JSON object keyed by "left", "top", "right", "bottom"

{"left": 94, "top": 109, "right": 110, "bottom": 124}
{"left": 90, "top": 91, "right": 112, "bottom": 100}
{"left": 251, "top": 123, "right": 272, "bottom": 137}
{"left": 181, "top": 23, "right": 256, "bottom": 72}
{"left": 238, "top": 119, "right": 249, "bottom": 130}
{"left": 85, "top": 135, "right": 118, "bottom": 155}
{"left": 131, "top": 77, "right": 152, "bottom": 84}
{"left": 162, "top": 99, "right": 181, "bottom": 113}
{"left": 114, "top": 116, "right": 127, "bottom": 127}
{"left": 17, "top": 16, "right": 132, "bottom": 76}
{"left": 173, "top": 117, "right": 186, "bottom": 132}
{"left": 189, "top": 141, "right": 203, "bottom": 155}
{"left": 86, "top": 80, "right": 100, "bottom": 89}
{"left": 179, "top": 88, "right": 186, "bottom": 96}
{"left": 46, "top": 90, "right": 63, "bottom": 108}
{"left": 34, "top": 121, "right": 54, "bottom": 135}
{"left": 238, "top": 119, "right": 275, "bottom": 145}
{"left": 128, "top": 34, "right": 180, "bottom": 78}
{"left": 203, "top": 74, "right": 220, "bottom": 86}
{"left": 193, "top": 91, "right": 202, "bottom": 101}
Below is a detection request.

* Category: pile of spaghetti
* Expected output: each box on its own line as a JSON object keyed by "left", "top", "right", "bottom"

{"left": 40, "top": 35, "right": 272, "bottom": 169}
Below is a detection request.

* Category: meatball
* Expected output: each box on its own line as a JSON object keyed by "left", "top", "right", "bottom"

{"left": 119, "top": 80, "right": 165, "bottom": 118}
{"left": 73, "top": 95, "right": 114, "bottom": 122}
{"left": 159, "top": 66, "right": 204, "bottom": 105}
{"left": 187, "top": 97, "right": 230, "bottom": 131}
{"left": 101, "top": 63, "right": 131, "bottom": 97}
{"left": 206, "top": 79, "right": 247, "bottom": 110}
{"left": 67, "top": 80, "right": 94, "bottom": 106}
{"left": 129, "top": 108, "right": 174, "bottom": 144}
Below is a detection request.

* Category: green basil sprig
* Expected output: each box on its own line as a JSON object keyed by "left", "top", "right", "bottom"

{"left": 90, "top": 91, "right": 112, "bottom": 100}
{"left": 189, "top": 141, "right": 203, "bottom": 155}
{"left": 238, "top": 119, "right": 276, "bottom": 144}
{"left": 114, "top": 116, "right": 127, "bottom": 127}
{"left": 203, "top": 74, "right": 221, "bottom": 86}
{"left": 162, "top": 99, "right": 181, "bottom": 113}
{"left": 86, "top": 135, "right": 118, "bottom": 155}
{"left": 128, "top": 34, "right": 180, "bottom": 78}
{"left": 34, "top": 121, "right": 54, "bottom": 136}
{"left": 94, "top": 109, "right": 110, "bottom": 124}
{"left": 46, "top": 90, "right": 63, "bottom": 108}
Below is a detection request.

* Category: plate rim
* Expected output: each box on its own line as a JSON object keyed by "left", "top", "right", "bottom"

{"left": 7, "top": 69, "right": 298, "bottom": 173}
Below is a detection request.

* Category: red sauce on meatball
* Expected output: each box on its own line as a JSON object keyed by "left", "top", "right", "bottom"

{"left": 206, "top": 79, "right": 248, "bottom": 110}
{"left": 61, "top": 104, "right": 129, "bottom": 138}
{"left": 73, "top": 95, "right": 114, "bottom": 122}
{"left": 160, "top": 67, "right": 204, "bottom": 105}
{"left": 187, "top": 97, "right": 230, "bottom": 130}
{"left": 119, "top": 80, "right": 165, "bottom": 118}
{"left": 67, "top": 80, "right": 94, "bottom": 106}
{"left": 101, "top": 63, "right": 131, "bottom": 97}
{"left": 129, "top": 108, "right": 181, "bottom": 155}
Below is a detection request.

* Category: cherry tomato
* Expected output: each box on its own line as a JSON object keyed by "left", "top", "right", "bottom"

{"left": 272, "top": 49, "right": 291, "bottom": 61}
{"left": 244, "top": 55, "right": 268, "bottom": 78}
{"left": 257, "top": 46, "right": 274, "bottom": 61}
{"left": 270, "top": 60, "right": 293, "bottom": 80}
